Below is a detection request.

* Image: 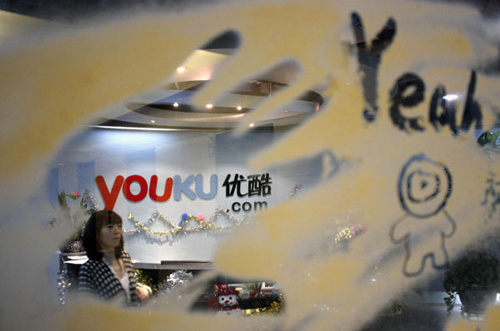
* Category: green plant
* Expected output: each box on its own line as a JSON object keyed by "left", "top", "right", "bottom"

{"left": 477, "top": 130, "right": 499, "bottom": 148}
{"left": 443, "top": 249, "right": 500, "bottom": 314}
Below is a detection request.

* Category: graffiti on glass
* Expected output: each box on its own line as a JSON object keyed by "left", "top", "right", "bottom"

{"left": 390, "top": 154, "right": 456, "bottom": 277}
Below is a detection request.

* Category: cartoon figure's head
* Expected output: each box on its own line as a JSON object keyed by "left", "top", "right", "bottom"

{"left": 215, "top": 286, "right": 239, "bottom": 307}
{"left": 398, "top": 154, "right": 452, "bottom": 218}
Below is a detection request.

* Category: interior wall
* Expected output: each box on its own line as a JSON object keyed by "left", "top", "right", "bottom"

{"left": 48, "top": 125, "right": 323, "bottom": 262}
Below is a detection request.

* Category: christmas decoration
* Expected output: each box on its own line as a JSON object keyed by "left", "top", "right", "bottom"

{"left": 318, "top": 222, "right": 367, "bottom": 255}
{"left": 334, "top": 223, "right": 366, "bottom": 243}
{"left": 286, "top": 184, "right": 302, "bottom": 199}
{"left": 260, "top": 296, "right": 285, "bottom": 315}
{"left": 135, "top": 269, "right": 156, "bottom": 295}
{"left": 123, "top": 208, "right": 248, "bottom": 242}
{"left": 213, "top": 286, "right": 242, "bottom": 316}
{"left": 156, "top": 270, "right": 194, "bottom": 295}
{"left": 122, "top": 185, "right": 301, "bottom": 242}
{"left": 244, "top": 295, "right": 285, "bottom": 316}
{"left": 57, "top": 265, "right": 70, "bottom": 305}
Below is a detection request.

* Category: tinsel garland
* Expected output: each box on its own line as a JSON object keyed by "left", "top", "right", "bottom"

{"left": 123, "top": 185, "right": 301, "bottom": 241}
{"left": 334, "top": 223, "right": 366, "bottom": 243}
{"left": 286, "top": 184, "right": 302, "bottom": 199}
{"left": 261, "top": 299, "right": 284, "bottom": 315}
{"left": 57, "top": 265, "right": 69, "bottom": 305}
{"left": 245, "top": 295, "right": 285, "bottom": 316}
{"left": 123, "top": 208, "right": 248, "bottom": 240}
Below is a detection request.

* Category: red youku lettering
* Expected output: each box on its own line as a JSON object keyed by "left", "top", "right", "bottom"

{"left": 95, "top": 175, "right": 124, "bottom": 210}
{"left": 96, "top": 175, "right": 174, "bottom": 210}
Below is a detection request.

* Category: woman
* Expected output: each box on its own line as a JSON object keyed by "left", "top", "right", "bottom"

{"left": 78, "top": 210, "right": 150, "bottom": 305}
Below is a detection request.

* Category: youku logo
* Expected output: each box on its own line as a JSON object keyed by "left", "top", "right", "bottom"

{"left": 95, "top": 173, "right": 272, "bottom": 212}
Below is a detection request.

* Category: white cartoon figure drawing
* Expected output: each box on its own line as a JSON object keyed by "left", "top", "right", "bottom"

{"left": 390, "top": 154, "right": 456, "bottom": 277}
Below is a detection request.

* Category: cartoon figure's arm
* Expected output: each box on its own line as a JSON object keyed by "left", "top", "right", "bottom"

{"left": 440, "top": 211, "right": 456, "bottom": 238}
{"left": 390, "top": 215, "right": 411, "bottom": 244}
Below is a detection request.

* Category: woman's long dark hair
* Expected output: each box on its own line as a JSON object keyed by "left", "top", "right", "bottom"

{"left": 83, "top": 210, "right": 124, "bottom": 260}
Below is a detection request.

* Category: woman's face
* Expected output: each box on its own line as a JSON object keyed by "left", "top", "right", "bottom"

{"left": 98, "top": 222, "right": 122, "bottom": 251}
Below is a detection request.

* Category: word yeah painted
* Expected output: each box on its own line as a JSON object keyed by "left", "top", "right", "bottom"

{"left": 351, "top": 12, "right": 483, "bottom": 133}
{"left": 96, "top": 174, "right": 217, "bottom": 210}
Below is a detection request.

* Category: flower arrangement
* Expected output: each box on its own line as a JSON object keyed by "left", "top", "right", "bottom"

{"left": 54, "top": 189, "right": 98, "bottom": 252}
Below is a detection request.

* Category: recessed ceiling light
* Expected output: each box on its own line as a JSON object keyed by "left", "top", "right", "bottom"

{"left": 249, "top": 123, "right": 255, "bottom": 127}
{"left": 206, "top": 103, "right": 213, "bottom": 109}
{"left": 173, "top": 102, "right": 179, "bottom": 107}
{"left": 177, "top": 66, "right": 186, "bottom": 73}
{"left": 150, "top": 120, "right": 156, "bottom": 123}
{"left": 236, "top": 106, "right": 242, "bottom": 111}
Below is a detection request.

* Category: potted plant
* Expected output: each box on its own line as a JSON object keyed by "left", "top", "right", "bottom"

{"left": 443, "top": 248, "right": 500, "bottom": 315}
{"left": 54, "top": 190, "right": 97, "bottom": 253}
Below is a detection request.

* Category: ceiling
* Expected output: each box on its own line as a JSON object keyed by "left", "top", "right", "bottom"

{"left": 1, "top": 0, "right": 498, "bottom": 22}
{"left": 0, "top": 8, "right": 325, "bottom": 131}
{"left": 0, "top": 0, "right": 498, "bottom": 130}
{"left": 99, "top": 45, "right": 324, "bottom": 130}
